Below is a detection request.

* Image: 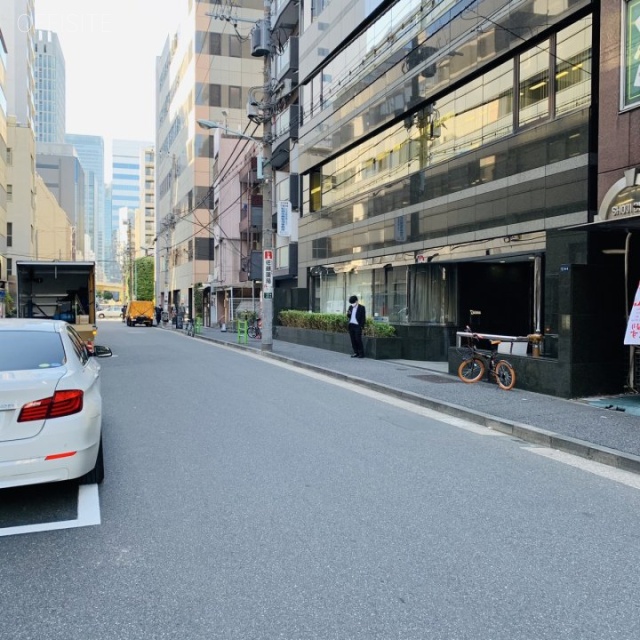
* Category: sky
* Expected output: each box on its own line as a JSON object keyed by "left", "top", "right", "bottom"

{"left": 35, "top": 0, "right": 186, "bottom": 179}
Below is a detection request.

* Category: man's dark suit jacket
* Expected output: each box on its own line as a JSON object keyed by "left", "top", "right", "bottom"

{"left": 347, "top": 304, "right": 366, "bottom": 328}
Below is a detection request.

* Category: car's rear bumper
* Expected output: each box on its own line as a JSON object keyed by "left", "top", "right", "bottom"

{"left": 0, "top": 417, "right": 101, "bottom": 489}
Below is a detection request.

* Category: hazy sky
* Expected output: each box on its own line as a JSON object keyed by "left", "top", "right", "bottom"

{"left": 35, "top": 0, "right": 186, "bottom": 177}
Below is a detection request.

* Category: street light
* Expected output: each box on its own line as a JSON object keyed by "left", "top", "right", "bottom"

{"left": 197, "top": 119, "right": 263, "bottom": 143}
{"left": 197, "top": 118, "right": 274, "bottom": 352}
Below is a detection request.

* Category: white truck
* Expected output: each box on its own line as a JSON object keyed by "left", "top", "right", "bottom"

{"left": 15, "top": 261, "right": 98, "bottom": 345}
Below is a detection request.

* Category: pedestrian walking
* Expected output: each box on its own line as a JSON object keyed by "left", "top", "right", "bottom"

{"left": 155, "top": 305, "right": 162, "bottom": 326}
{"left": 347, "top": 295, "right": 366, "bottom": 358}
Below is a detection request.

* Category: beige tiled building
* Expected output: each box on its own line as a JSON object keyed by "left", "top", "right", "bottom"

{"left": 34, "top": 174, "right": 72, "bottom": 261}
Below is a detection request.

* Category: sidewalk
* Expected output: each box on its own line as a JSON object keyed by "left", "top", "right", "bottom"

{"left": 173, "top": 323, "right": 640, "bottom": 474}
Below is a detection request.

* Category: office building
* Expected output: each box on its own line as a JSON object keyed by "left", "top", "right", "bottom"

{"left": 34, "top": 29, "right": 65, "bottom": 144}
{"left": 36, "top": 143, "right": 85, "bottom": 259}
{"left": 110, "top": 139, "right": 151, "bottom": 280}
{"left": 0, "top": 26, "right": 8, "bottom": 305}
{"left": 65, "top": 133, "right": 105, "bottom": 276}
{"left": 297, "top": 0, "right": 597, "bottom": 396}
{"left": 0, "top": 0, "right": 35, "bottom": 129}
{"left": 156, "top": 0, "right": 263, "bottom": 318}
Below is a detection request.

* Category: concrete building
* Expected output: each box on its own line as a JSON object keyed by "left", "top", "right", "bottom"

{"left": 138, "top": 145, "right": 155, "bottom": 255}
{"left": 0, "top": 27, "right": 8, "bottom": 306}
{"left": 34, "top": 30, "right": 65, "bottom": 144}
{"left": 34, "top": 173, "right": 72, "bottom": 260}
{"left": 0, "top": 0, "right": 36, "bottom": 309}
{"left": 0, "top": 0, "right": 35, "bottom": 130}
{"left": 6, "top": 116, "right": 36, "bottom": 277}
{"left": 155, "top": 0, "right": 263, "bottom": 319}
{"left": 36, "top": 143, "right": 85, "bottom": 259}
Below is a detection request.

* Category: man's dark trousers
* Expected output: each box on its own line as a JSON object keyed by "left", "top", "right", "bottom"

{"left": 349, "top": 323, "right": 364, "bottom": 357}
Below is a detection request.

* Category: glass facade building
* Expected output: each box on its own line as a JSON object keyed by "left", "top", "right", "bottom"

{"left": 110, "top": 139, "right": 151, "bottom": 281}
{"left": 65, "top": 134, "right": 105, "bottom": 274}
{"left": 298, "top": 0, "right": 594, "bottom": 349}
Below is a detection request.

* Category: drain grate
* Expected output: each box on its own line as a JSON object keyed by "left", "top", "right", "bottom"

{"left": 410, "top": 374, "right": 455, "bottom": 383}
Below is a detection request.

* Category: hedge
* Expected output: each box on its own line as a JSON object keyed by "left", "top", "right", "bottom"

{"left": 278, "top": 310, "right": 396, "bottom": 338}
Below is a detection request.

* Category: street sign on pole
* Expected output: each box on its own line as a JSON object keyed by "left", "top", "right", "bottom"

{"left": 277, "top": 200, "right": 291, "bottom": 237}
{"left": 263, "top": 249, "right": 274, "bottom": 300}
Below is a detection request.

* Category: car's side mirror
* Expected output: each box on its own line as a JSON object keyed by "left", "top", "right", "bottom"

{"left": 92, "top": 345, "right": 113, "bottom": 358}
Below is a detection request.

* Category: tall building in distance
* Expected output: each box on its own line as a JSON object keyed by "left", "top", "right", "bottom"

{"left": 34, "top": 29, "right": 65, "bottom": 144}
{"left": 65, "top": 133, "right": 105, "bottom": 277}
{"left": 138, "top": 146, "right": 155, "bottom": 255}
{"left": 109, "top": 139, "right": 151, "bottom": 280}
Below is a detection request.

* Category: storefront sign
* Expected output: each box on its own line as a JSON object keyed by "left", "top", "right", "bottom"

{"left": 622, "top": 0, "right": 640, "bottom": 109}
{"left": 625, "top": 281, "right": 640, "bottom": 344}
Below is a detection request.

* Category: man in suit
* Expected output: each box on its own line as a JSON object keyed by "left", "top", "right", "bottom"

{"left": 347, "top": 295, "right": 366, "bottom": 358}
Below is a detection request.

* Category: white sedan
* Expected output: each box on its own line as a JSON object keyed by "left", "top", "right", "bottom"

{"left": 97, "top": 305, "right": 123, "bottom": 319}
{"left": 0, "top": 319, "right": 112, "bottom": 489}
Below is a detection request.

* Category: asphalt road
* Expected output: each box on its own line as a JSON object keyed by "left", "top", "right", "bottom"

{"left": 2, "top": 320, "right": 640, "bottom": 639}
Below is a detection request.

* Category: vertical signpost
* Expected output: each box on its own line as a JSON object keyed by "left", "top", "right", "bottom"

{"left": 263, "top": 249, "right": 274, "bottom": 299}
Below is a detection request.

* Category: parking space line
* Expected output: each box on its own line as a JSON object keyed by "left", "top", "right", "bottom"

{"left": 0, "top": 484, "right": 101, "bottom": 537}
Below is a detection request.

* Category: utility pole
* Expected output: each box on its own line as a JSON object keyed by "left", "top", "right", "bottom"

{"left": 260, "top": 0, "right": 274, "bottom": 352}
{"left": 203, "top": 1, "right": 274, "bottom": 351}
{"left": 125, "top": 219, "right": 134, "bottom": 301}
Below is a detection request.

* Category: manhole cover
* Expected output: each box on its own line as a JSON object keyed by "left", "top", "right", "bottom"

{"left": 410, "top": 374, "right": 455, "bottom": 383}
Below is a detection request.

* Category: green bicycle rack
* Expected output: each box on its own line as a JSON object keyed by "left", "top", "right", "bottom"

{"left": 237, "top": 319, "right": 248, "bottom": 344}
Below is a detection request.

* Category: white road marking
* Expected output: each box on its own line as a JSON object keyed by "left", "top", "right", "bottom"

{"left": 210, "top": 341, "right": 502, "bottom": 436}
{"left": 524, "top": 447, "right": 640, "bottom": 490}
{"left": 0, "top": 484, "right": 101, "bottom": 538}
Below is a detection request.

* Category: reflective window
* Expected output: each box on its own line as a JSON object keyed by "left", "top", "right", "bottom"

{"left": 519, "top": 44, "right": 550, "bottom": 126}
{"left": 555, "top": 16, "right": 592, "bottom": 116}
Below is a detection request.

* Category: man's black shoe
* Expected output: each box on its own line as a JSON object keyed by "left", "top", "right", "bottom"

{"left": 351, "top": 354, "right": 359, "bottom": 358}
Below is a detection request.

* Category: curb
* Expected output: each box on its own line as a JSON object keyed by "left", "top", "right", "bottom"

{"left": 194, "top": 332, "right": 640, "bottom": 476}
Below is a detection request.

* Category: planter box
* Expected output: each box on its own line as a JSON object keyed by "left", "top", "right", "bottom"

{"left": 276, "top": 326, "right": 402, "bottom": 360}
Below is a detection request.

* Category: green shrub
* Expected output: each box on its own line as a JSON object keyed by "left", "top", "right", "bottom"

{"left": 278, "top": 310, "right": 396, "bottom": 337}
{"left": 237, "top": 310, "right": 258, "bottom": 322}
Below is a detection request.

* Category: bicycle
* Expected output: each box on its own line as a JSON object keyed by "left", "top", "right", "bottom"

{"left": 457, "top": 327, "right": 516, "bottom": 391}
{"left": 247, "top": 318, "right": 262, "bottom": 339}
{"left": 183, "top": 317, "right": 195, "bottom": 337}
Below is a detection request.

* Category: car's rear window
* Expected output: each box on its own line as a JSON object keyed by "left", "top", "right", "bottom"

{"left": 0, "top": 332, "right": 66, "bottom": 372}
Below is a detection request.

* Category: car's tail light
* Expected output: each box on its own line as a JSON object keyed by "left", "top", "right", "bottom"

{"left": 18, "top": 390, "right": 84, "bottom": 422}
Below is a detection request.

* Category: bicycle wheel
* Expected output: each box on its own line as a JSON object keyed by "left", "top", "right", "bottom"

{"left": 494, "top": 360, "right": 516, "bottom": 390}
{"left": 458, "top": 357, "right": 485, "bottom": 383}
{"left": 247, "top": 326, "right": 257, "bottom": 338}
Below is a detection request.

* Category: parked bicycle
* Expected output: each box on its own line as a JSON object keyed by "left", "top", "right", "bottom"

{"left": 457, "top": 326, "right": 516, "bottom": 391}
{"left": 247, "top": 318, "right": 262, "bottom": 339}
{"left": 183, "top": 317, "right": 195, "bottom": 337}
